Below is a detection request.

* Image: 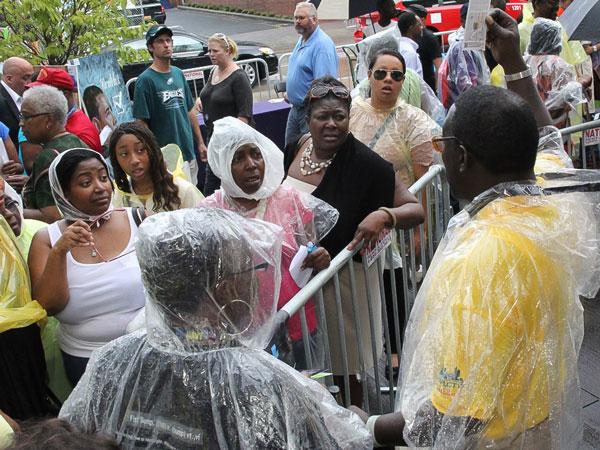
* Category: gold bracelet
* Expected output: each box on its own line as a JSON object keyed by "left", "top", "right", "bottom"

{"left": 378, "top": 207, "right": 396, "bottom": 229}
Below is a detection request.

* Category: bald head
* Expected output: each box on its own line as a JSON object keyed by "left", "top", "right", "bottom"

{"left": 2, "top": 57, "right": 34, "bottom": 96}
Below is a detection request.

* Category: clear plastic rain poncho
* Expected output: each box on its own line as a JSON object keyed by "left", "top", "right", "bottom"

{"left": 353, "top": 28, "right": 446, "bottom": 126}
{"left": 525, "top": 18, "right": 585, "bottom": 124}
{"left": 438, "top": 35, "right": 490, "bottom": 110}
{"left": 202, "top": 117, "right": 339, "bottom": 359}
{"left": 535, "top": 125, "right": 574, "bottom": 175}
{"left": 60, "top": 208, "right": 371, "bottom": 449}
{"left": 396, "top": 178, "right": 600, "bottom": 449}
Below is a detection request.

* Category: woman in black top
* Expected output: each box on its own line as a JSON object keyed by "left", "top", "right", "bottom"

{"left": 283, "top": 76, "right": 424, "bottom": 407}
{"left": 199, "top": 33, "right": 253, "bottom": 195}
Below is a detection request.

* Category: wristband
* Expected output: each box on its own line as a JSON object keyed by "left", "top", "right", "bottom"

{"left": 366, "top": 415, "right": 384, "bottom": 447}
{"left": 378, "top": 207, "right": 397, "bottom": 229}
{"left": 504, "top": 68, "right": 532, "bottom": 82}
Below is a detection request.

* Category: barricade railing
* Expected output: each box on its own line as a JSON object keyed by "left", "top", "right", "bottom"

{"left": 280, "top": 165, "right": 451, "bottom": 414}
{"left": 278, "top": 45, "right": 359, "bottom": 89}
{"left": 125, "top": 57, "right": 274, "bottom": 101}
{"left": 560, "top": 117, "right": 600, "bottom": 169}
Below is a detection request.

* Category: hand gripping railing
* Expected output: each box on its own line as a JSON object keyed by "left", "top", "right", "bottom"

{"left": 278, "top": 164, "right": 451, "bottom": 413}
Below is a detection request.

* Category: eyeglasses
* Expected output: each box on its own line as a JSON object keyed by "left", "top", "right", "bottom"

{"left": 18, "top": 112, "right": 50, "bottom": 122}
{"left": 309, "top": 85, "right": 350, "bottom": 101}
{"left": 372, "top": 69, "right": 405, "bottom": 82}
{"left": 432, "top": 136, "right": 465, "bottom": 153}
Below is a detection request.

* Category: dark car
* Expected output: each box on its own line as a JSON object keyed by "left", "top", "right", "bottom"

{"left": 121, "top": 28, "right": 278, "bottom": 98}
{"left": 124, "top": 0, "right": 166, "bottom": 25}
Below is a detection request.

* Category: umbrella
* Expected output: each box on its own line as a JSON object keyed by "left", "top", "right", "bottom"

{"left": 559, "top": 0, "right": 600, "bottom": 42}
{"left": 312, "top": 0, "right": 391, "bottom": 21}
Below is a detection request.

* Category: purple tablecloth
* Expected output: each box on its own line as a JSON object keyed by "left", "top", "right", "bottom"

{"left": 198, "top": 99, "right": 291, "bottom": 149}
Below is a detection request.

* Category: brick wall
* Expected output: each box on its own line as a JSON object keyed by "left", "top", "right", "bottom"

{"left": 186, "top": 0, "right": 298, "bottom": 16}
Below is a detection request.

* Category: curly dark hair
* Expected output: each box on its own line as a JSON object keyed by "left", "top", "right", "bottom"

{"left": 108, "top": 122, "right": 181, "bottom": 212}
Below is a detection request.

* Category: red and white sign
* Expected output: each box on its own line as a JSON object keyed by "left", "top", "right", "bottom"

{"left": 584, "top": 127, "right": 600, "bottom": 147}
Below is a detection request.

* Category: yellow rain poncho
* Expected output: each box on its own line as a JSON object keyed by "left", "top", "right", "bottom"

{"left": 396, "top": 178, "right": 600, "bottom": 449}
{"left": 0, "top": 216, "right": 46, "bottom": 333}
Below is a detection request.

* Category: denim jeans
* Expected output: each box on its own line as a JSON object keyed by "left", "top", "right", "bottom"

{"left": 284, "top": 104, "right": 309, "bottom": 148}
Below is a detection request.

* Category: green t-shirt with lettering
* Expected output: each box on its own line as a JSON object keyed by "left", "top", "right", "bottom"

{"left": 133, "top": 67, "right": 195, "bottom": 162}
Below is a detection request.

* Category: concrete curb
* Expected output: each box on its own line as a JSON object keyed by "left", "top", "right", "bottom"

{"left": 176, "top": 5, "right": 293, "bottom": 24}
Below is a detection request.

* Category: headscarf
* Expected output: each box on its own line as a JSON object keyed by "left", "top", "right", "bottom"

{"left": 528, "top": 18, "right": 562, "bottom": 56}
{"left": 48, "top": 147, "right": 113, "bottom": 222}
{"left": 208, "top": 117, "right": 284, "bottom": 201}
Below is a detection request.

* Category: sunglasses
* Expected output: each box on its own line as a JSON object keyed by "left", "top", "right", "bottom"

{"left": 432, "top": 136, "right": 465, "bottom": 153}
{"left": 372, "top": 69, "right": 405, "bottom": 82}
{"left": 309, "top": 85, "right": 350, "bottom": 101}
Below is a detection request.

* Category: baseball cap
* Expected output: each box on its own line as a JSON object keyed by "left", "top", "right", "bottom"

{"left": 407, "top": 4, "right": 428, "bottom": 19}
{"left": 146, "top": 24, "right": 173, "bottom": 45}
{"left": 26, "top": 67, "right": 76, "bottom": 91}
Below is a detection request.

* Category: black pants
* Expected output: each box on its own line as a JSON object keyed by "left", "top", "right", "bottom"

{"left": 0, "top": 324, "right": 60, "bottom": 419}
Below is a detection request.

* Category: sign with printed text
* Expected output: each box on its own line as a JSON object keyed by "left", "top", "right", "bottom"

{"left": 464, "top": 0, "right": 492, "bottom": 50}
{"left": 584, "top": 127, "right": 600, "bottom": 147}
{"left": 183, "top": 69, "right": 206, "bottom": 82}
{"left": 365, "top": 229, "right": 393, "bottom": 268}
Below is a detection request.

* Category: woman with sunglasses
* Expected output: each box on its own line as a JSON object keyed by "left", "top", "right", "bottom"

{"left": 350, "top": 49, "right": 436, "bottom": 190}
{"left": 349, "top": 49, "right": 436, "bottom": 366}
{"left": 28, "top": 148, "right": 146, "bottom": 387}
{"left": 284, "top": 76, "right": 424, "bottom": 406}
{"left": 201, "top": 117, "right": 338, "bottom": 369}
{"left": 199, "top": 33, "right": 253, "bottom": 196}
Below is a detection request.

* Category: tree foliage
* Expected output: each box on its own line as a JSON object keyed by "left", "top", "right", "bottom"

{"left": 0, "top": 0, "right": 149, "bottom": 65}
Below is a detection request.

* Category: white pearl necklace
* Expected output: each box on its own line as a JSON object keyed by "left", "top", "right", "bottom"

{"left": 299, "top": 141, "right": 335, "bottom": 176}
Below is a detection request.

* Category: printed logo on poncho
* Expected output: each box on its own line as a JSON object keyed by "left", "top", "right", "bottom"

{"left": 437, "top": 367, "right": 464, "bottom": 396}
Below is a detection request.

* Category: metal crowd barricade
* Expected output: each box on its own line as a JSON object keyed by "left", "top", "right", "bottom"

{"left": 277, "top": 45, "right": 360, "bottom": 89}
{"left": 560, "top": 118, "right": 600, "bottom": 169}
{"left": 124, "top": 58, "right": 274, "bottom": 101}
{"left": 280, "top": 164, "right": 452, "bottom": 414}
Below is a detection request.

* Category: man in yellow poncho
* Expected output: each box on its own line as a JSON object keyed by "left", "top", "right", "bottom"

{"left": 351, "top": 10, "right": 600, "bottom": 449}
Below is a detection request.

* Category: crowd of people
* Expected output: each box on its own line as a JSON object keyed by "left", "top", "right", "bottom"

{"left": 0, "top": 0, "right": 599, "bottom": 448}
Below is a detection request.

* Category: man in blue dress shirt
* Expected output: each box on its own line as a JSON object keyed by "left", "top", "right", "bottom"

{"left": 285, "top": 1, "right": 338, "bottom": 148}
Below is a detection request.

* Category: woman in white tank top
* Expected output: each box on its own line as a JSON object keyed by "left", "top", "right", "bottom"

{"left": 28, "top": 148, "right": 146, "bottom": 387}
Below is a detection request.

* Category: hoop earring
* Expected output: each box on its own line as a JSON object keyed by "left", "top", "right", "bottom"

{"left": 217, "top": 299, "right": 253, "bottom": 336}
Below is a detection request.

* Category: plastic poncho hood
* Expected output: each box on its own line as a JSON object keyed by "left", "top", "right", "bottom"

{"left": 396, "top": 178, "right": 600, "bottom": 449}
{"left": 136, "top": 207, "right": 283, "bottom": 352}
{"left": 208, "top": 117, "right": 284, "bottom": 201}
{"left": 528, "top": 18, "right": 563, "bottom": 55}
{"left": 60, "top": 208, "right": 372, "bottom": 449}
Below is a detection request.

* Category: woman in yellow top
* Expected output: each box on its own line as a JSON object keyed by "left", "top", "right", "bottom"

{"left": 109, "top": 122, "right": 203, "bottom": 212}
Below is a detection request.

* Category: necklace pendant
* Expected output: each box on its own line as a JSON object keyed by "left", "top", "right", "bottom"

{"left": 91, "top": 249, "right": 97, "bottom": 257}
